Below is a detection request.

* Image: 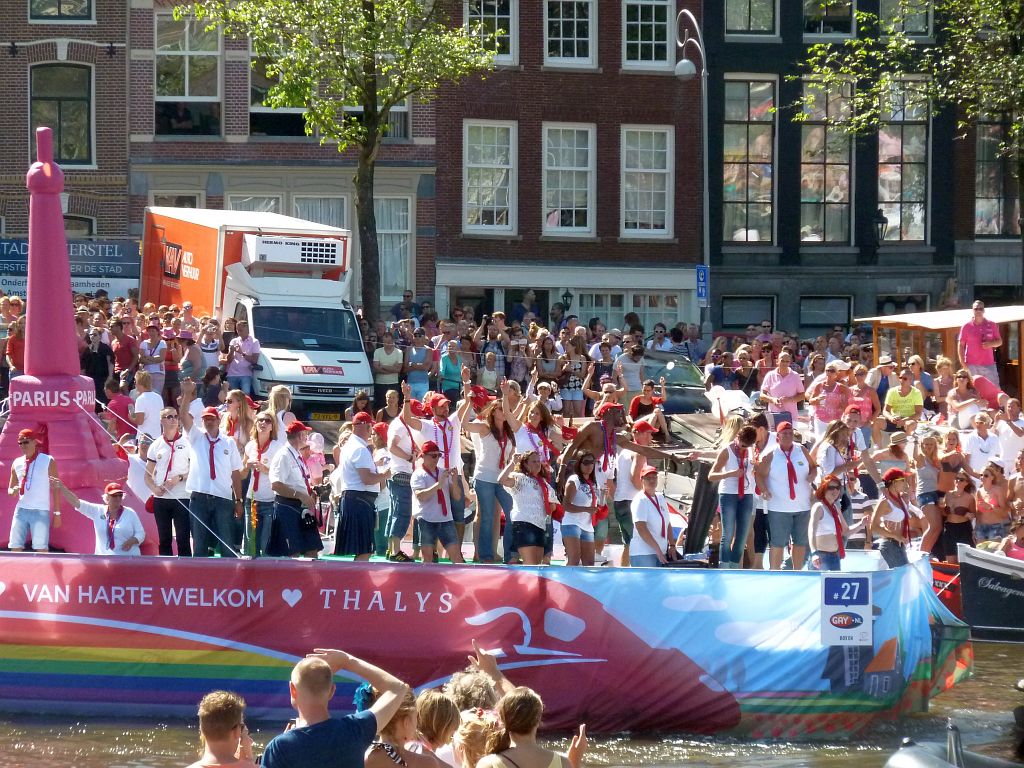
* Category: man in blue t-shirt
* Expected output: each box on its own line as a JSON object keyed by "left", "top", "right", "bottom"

{"left": 261, "top": 649, "right": 409, "bottom": 768}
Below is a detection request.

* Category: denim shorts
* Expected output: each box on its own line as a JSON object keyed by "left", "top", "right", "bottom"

{"left": 9, "top": 507, "right": 51, "bottom": 550}
{"left": 976, "top": 521, "right": 1010, "bottom": 542}
{"left": 417, "top": 518, "right": 458, "bottom": 548}
{"left": 560, "top": 524, "right": 595, "bottom": 543}
{"left": 630, "top": 553, "right": 662, "bottom": 568}
{"left": 811, "top": 550, "right": 842, "bottom": 571}
{"left": 560, "top": 389, "right": 584, "bottom": 401}
{"left": 917, "top": 490, "right": 943, "bottom": 507}
{"left": 767, "top": 509, "right": 810, "bottom": 548}
{"left": 512, "top": 521, "right": 546, "bottom": 550}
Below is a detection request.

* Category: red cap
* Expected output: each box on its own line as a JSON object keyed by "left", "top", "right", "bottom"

{"left": 285, "top": 421, "right": 312, "bottom": 435}
{"left": 843, "top": 405, "right": 862, "bottom": 416}
{"left": 469, "top": 385, "right": 495, "bottom": 412}
{"left": 103, "top": 482, "right": 125, "bottom": 495}
{"left": 632, "top": 421, "right": 657, "bottom": 434}
{"left": 245, "top": 395, "right": 258, "bottom": 411}
{"left": 372, "top": 422, "right": 389, "bottom": 441}
{"left": 640, "top": 465, "right": 659, "bottom": 478}
{"left": 200, "top": 407, "right": 220, "bottom": 420}
{"left": 420, "top": 440, "right": 441, "bottom": 454}
{"left": 424, "top": 392, "right": 449, "bottom": 410}
{"left": 352, "top": 412, "right": 374, "bottom": 425}
{"left": 17, "top": 429, "right": 37, "bottom": 441}
{"left": 775, "top": 421, "right": 793, "bottom": 433}
{"left": 882, "top": 468, "right": 907, "bottom": 484}
{"left": 408, "top": 399, "right": 426, "bottom": 418}
{"left": 594, "top": 402, "right": 624, "bottom": 418}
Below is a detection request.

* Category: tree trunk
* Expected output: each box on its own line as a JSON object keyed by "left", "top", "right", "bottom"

{"left": 354, "top": 141, "right": 380, "bottom": 324}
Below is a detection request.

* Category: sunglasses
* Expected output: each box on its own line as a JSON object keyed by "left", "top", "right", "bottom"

{"left": 257, "top": 419, "right": 272, "bottom": 425}
{"left": 423, "top": 452, "right": 441, "bottom": 458}
{"left": 580, "top": 459, "right": 595, "bottom": 465}
{"left": 161, "top": 414, "right": 179, "bottom": 420}
{"left": 826, "top": 485, "right": 842, "bottom": 491}
{"left": 955, "top": 374, "right": 969, "bottom": 379}
{"left": 17, "top": 440, "right": 30, "bottom": 446}
{"left": 956, "top": 477, "right": 969, "bottom": 482}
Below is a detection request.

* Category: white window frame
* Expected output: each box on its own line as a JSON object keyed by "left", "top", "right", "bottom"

{"left": 877, "top": 77, "right": 930, "bottom": 244}
{"left": 542, "top": 122, "right": 596, "bottom": 236}
{"left": 543, "top": 0, "right": 597, "bottom": 68}
{"left": 799, "top": 80, "right": 854, "bottom": 244}
{"left": 465, "top": 0, "right": 519, "bottom": 66}
{"left": 620, "top": 125, "right": 674, "bottom": 238}
{"left": 28, "top": 62, "right": 96, "bottom": 169}
{"left": 154, "top": 14, "right": 222, "bottom": 103}
{"left": 622, "top": 0, "right": 674, "bottom": 70}
{"left": 374, "top": 195, "right": 414, "bottom": 303}
{"left": 722, "top": 73, "right": 779, "bottom": 245}
{"left": 724, "top": 0, "right": 779, "bottom": 37}
{"left": 463, "top": 119, "right": 518, "bottom": 235}
{"left": 150, "top": 191, "right": 206, "bottom": 208}
{"left": 227, "top": 195, "right": 282, "bottom": 213}
{"left": 293, "top": 195, "right": 348, "bottom": 230}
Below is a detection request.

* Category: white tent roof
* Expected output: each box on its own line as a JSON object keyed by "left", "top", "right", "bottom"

{"left": 856, "top": 305, "right": 1024, "bottom": 331}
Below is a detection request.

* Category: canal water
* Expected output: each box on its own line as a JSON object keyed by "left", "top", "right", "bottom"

{"left": 0, "top": 643, "right": 1019, "bottom": 767}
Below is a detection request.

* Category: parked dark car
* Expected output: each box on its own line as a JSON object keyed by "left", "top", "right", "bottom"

{"left": 641, "top": 351, "right": 708, "bottom": 414}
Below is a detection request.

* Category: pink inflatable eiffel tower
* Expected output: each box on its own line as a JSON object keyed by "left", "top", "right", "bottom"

{"left": 0, "top": 127, "right": 156, "bottom": 553}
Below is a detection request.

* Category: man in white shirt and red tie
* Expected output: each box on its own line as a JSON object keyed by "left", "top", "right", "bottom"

{"left": 332, "top": 412, "right": 390, "bottom": 560}
{"left": 756, "top": 421, "right": 816, "bottom": 571}
{"left": 410, "top": 439, "right": 464, "bottom": 563}
{"left": 7, "top": 428, "right": 60, "bottom": 552}
{"left": 269, "top": 421, "right": 323, "bottom": 558}
{"left": 180, "top": 380, "right": 244, "bottom": 558}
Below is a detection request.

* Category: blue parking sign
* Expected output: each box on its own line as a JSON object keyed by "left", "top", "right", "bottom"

{"left": 695, "top": 264, "right": 709, "bottom": 308}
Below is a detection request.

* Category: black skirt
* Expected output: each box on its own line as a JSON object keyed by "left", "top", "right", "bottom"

{"left": 267, "top": 497, "right": 323, "bottom": 556}
{"left": 333, "top": 491, "right": 377, "bottom": 556}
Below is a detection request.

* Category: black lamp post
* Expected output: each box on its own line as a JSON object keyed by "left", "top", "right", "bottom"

{"left": 561, "top": 289, "right": 574, "bottom": 311}
{"left": 873, "top": 208, "right": 889, "bottom": 245}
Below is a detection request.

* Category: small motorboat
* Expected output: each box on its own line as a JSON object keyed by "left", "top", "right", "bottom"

{"left": 957, "top": 544, "right": 1024, "bottom": 643}
{"left": 885, "top": 721, "right": 1020, "bottom": 768}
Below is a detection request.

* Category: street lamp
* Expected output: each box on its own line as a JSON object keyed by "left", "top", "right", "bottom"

{"left": 675, "top": 8, "right": 711, "bottom": 343}
{"left": 561, "top": 289, "right": 574, "bottom": 311}
{"left": 873, "top": 208, "right": 889, "bottom": 245}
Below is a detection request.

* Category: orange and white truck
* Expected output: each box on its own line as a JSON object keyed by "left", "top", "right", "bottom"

{"left": 140, "top": 207, "right": 372, "bottom": 418}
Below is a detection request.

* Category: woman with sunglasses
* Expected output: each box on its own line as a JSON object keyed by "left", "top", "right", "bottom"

{"left": 561, "top": 451, "right": 601, "bottom": 566}
{"left": 939, "top": 473, "right": 975, "bottom": 564}
{"left": 870, "top": 468, "right": 919, "bottom": 568}
{"left": 404, "top": 329, "right": 433, "bottom": 402}
{"left": 808, "top": 473, "right": 849, "bottom": 571}
{"left": 710, "top": 424, "right": 757, "bottom": 569}
{"left": 242, "top": 412, "right": 284, "bottom": 557}
{"left": 946, "top": 368, "right": 985, "bottom": 430}
{"left": 914, "top": 432, "right": 945, "bottom": 556}
{"left": 975, "top": 461, "right": 1010, "bottom": 542}
{"left": 848, "top": 364, "right": 881, "bottom": 448}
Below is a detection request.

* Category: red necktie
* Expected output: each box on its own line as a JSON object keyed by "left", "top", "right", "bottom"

{"left": 206, "top": 435, "right": 219, "bottom": 480}
{"left": 781, "top": 446, "right": 798, "bottom": 500}
{"left": 427, "top": 467, "right": 449, "bottom": 517}
{"left": 253, "top": 438, "right": 269, "bottom": 492}
{"left": 733, "top": 443, "right": 746, "bottom": 499}
{"left": 106, "top": 509, "right": 121, "bottom": 551}
{"left": 19, "top": 454, "right": 35, "bottom": 496}
{"left": 435, "top": 419, "right": 451, "bottom": 469}
{"left": 753, "top": 443, "right": 762, "bottom": 495}
{"left": 645, "top": 492, "right": 666, "bottom": 537}
{"left": 824, "top": 500, "right": 845, "bottom": 558}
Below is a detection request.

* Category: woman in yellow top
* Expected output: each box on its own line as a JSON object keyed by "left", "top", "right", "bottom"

{"left": 882, "top": 368, "right": 924, "bottom": 436}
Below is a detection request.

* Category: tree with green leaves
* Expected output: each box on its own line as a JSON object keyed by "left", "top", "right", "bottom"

{"left": 180, "top": 0, "right": 496, "bottom": 322}
{"left": 798, "top": 0, "right": 1023, "bottom": 279}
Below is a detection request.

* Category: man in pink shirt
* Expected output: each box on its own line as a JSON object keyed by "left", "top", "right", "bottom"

{"left": 759, "top": 351, "right": 805, "bottom": 429}
{"left": 959, "top": 300, "right": 1002, "bottom": 385}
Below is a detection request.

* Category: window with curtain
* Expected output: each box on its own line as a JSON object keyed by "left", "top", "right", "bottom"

{"left": 622, "top": 126, "right": 673, "bottom": 236}
{"left": 975, "top": 114, "right": 1021, "bottom": 237}
{"left": 726, "top": 0, "right": 776, "bottom": 34}
{"left": 723, "top": 79, "right": 775, "bottom": 242}
{"left": 877, "top": 80, "right": 929, "bottom": 242}
{"left": 543, "top": 123, "right": 595, "bottom": 234}
{"left": 294, "top": 197, "right": 347, "bottom": 229}
{"left": 464, "top": 121, "right": 516, "bottom": 232}
{"left": 800, "top": 81, "right": 852, "bottom": 243}
{"left": 30, "top": 65, "right": 91, "bottom": 165}
{"left": 228, "top": 196, "right": 281, "bottom": 213}
{"left": 375, "top": 198, "right": 411, "bottom": 300}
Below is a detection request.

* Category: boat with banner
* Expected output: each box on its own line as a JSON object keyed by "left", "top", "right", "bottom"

{"left": 957, "top": 544, "right": 1024, "bottom": 643}
{"left": 0, "top": 552, "right": 970, "bottom": 738}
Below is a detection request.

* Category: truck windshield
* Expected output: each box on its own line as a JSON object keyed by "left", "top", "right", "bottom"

{"left": 251, "top": 306, "right": 363, "bottom": 353}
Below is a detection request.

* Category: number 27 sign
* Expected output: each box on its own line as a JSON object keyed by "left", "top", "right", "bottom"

{"left": 820, "top": 575, "right": 873, "bottom": 646}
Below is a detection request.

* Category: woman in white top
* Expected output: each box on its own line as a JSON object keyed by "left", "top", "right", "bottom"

{"left": 266, "top": 384, "right": 297, "bottom": 435}
{"left": 808, "top": 473, "right": 849, "bottom": 571}
{"left": 562, "top": 451, "right": 601, "bottom": 566}
{"left": 242, "top": 412, "right": 284, "bottom": 557}
{"left": 507, "top": 400, "right": 561, "bottom": 476}
{"left": 629, "top": 466, "right": 677, "bottom": 567}
{"left": 464, "top": 400, "right": 515, "bottom": 563}
{"left": 709, "top": 424, "right": 757, "bottom": 569}
{"left": 870, "top": 468, "right": 918, "bottom": 569}
{"left": 498, "top": 452, "right": 556, "bottom": 565}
